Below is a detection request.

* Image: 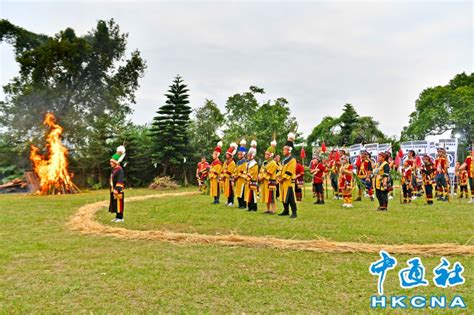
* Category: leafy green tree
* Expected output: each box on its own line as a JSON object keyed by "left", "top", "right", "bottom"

{"left": 0, "top": 19, "right": 146, "bottom": 185}
{"left": 222, "top": 87, "right": 297, "bottom": 158}
{"left": 150, "top": 75, "right": 192, "bottom": 176}
{"left": 402, "top": 72, "right": 474, "bottom": 147}
{"left": 307, "top": 104, "right": 388, "bottom": 147}
{"left": 250, "top": 97, "right": 298, "bottom": 153}
{"left": 189, "top": 99, "right": 224, "bottom": 158}
{"left": 339, "top": 104, "right": 359, "bottom": 145}
{"left": 0, "top": 133, "right": 25, "bottom": 183}
{"left": 122, "top": 125, "right": 154, "bottom": 187}
{"left": 351, "top": 116, "right": 387, "bottom": 144}
{"left": 223, "top": 86, "right": 262, "bottom": 141}
{"left": 306, "top": 116, "right": 341, "bottom": 146}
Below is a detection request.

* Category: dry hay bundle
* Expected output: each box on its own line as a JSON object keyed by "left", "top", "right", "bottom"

{"left": 148, "top": 176, "right": 180, "bottom": 190}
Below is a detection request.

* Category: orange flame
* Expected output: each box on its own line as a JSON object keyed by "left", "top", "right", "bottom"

{"left": 30, "top": 113, "right": 74, "bottom": 194}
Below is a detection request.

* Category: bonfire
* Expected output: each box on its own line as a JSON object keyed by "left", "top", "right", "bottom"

{"left": 30, "top": 113, "right": 80, "bottom": 195}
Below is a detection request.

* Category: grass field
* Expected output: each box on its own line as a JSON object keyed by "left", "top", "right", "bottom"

{"left": 1, "top": 187, "right": 472, "bottom": 313}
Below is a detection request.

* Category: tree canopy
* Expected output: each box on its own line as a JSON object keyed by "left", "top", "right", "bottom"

{"left": 0, "top": 19, "right": 146, "bottom": 185}
{"left": 150, "top": 75, "right": 192, "bottom": 176}
{"left": 222, "top": 87, "right": 298, "bottom": 153}
{"left": 402, "top": 72, "right": 473, "bottom": 147}
{"left": 307, "top": 104, "right": 389, "bottom": 147}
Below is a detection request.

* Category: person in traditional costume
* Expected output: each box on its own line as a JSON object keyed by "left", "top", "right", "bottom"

{"left": 459, "top": 147, "right": 474, "bottom": 203}
{"left": 234, "top": 139, "right": 248, "bottom": 208}
{"left": 278, "top": 133, "right": 297, "bottom": 218}
{"left": 339, "top": 155, "right": 354, "bottom": 208}
{"left": 421, "top": 154, "right": 435, "bottom": 205}
{"left": 209, "top": 141, "right": 223, "bottom": 204}
{"left": 328, "top": 149, "right": 341, "bottom": 200}
{"left": 109, "top": 152, "right": 125, "bottom": 222}
{"left": 221, "top": 143, "right": 238, "bottom": 206}
{"left": 274, "top": 154, "right": 282, "bottom": 200}
{"left": 355, "top": 150, "right": 374, "bottom": 201}
{"left": 115, "top": 145, "right": 126, "bottom": 163}
{"left": 459, "top": 169, "right": 469, "bottom": 198}
{"left": 196, "top": 157, "right": 210, "bottom": 193}
{"left": 374, "top": 151, "right": 391, "bottom": 211}
{"left": 401, "top": 150, "right": 415, "bottom": 203}
{"left": 310, "top": 155, "right": 327, "bottom": 204}
{"left": 338, "top": 150, "right": 348, "bottom": 199}
{"left": 259, "top": 139, "right": 278, "bottom": 214}
{"left": 245, "top": 140, "right": 259, "bottom": 211}
{"left": 295, "top": 160, "right": 305, "bottom": 202}
{"left": 434, "top": 147, "right": 449, "bottom": 201}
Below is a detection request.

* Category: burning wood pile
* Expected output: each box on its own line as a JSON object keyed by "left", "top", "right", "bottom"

{"left": 29, "top": 113, "right": 80, "bottom": 195}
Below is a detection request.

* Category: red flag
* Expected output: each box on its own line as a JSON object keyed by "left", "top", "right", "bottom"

{"left": 321, "top": 141, "right": 327, "bottom": 153}
{"left": 334, "top": 150, "right": 340, "bottom": 162}
{"left": 300, "top": 147, "right": 306, "bottom": 160}
{"left": 395, "top": 155, "right": 401, "bottom": 167}
{"left": 398, "top": 149, "right": 404, "bottom": 158}
{"left": 415, "top": 156, "right": 422, "bottom": 168}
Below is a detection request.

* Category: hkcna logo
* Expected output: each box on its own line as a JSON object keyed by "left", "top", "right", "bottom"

{"left": 369, "top": 250, "right": 466, "bottom": 309}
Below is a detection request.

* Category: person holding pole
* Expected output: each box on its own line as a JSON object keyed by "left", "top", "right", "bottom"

{"left": 278, "top": 132, "right": 298, "bottom": 218}
{"left": 459, "top": 147, "right": 474, "bottom": 203}
{"left": 310, "top": 155, "right": 327, "bottom": 205}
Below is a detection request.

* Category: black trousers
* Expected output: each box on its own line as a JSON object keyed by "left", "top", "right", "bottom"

{"left": 283, "top": 187, "right": 297, "bottom": 214}
{"left": 330, "top": 175, "right": 338, "bottom": 195}
{"left": 376, "top": 189, "right": 388, "bottom": 209}
{"left": 247, "top": 189, "right": 257, "bottom": 211}
{"left": 238, "top": 187, "right": 247, "bottom": 208}
{"left": 109, "top": 192, "right": 124, "bottom": 219}
{"left": 402, "top": 183, "right": 412, "bottom": 200}
{"left": 227, "top": 185, "right": 234, "bottom": 204}
{"left": 313, "top": 183, "right": 324, "bottom": 194}
{"left": 425, "top": 184, "right": 433, "bottom": 204}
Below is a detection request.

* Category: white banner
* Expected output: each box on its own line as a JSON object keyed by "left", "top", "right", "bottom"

{"left": 364, "top": 143, "right": 379, "bottom": 165}
{"left": 428, "top": 142, "right": 438, "bottom": 161}
{"left": 349, "top": 144, "right": 363, "bottom": 166}
{"left": 378, "top": 143, "right": 392, "bottom": 154}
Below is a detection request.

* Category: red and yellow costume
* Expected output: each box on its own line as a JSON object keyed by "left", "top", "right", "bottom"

{"left": 434, "top": 153, "right": 449, "bottom": 200}
{"left": 356, "top": 155, "right": 373, "bottom": 200}
{"left": 259, "top": 159, "right": 278, "bottom": 204}
{"left": 295, "top": 163, "right": 305, "bottom": 201}
{"left": 462, "top": 155, "right": 474, "bottom": 199}
{"left": 339, "top": 162, "right": 353, "bottom": 205}
{"left": 222, "top": 159, "right": 236, "bottom": 199}
{"left": 310, "top": 159, "right": 326, "bottom": 204}
{"left": 196, "top": 161, "right": 210, "bottom": 192}
{"left": 459, "top": 170, "right": 469, "bottom": 198}
{"left": 245, "top": 159, "right": 259, "bottom": 206}
{"left": 421, "top": 158, "right": 435, "bottom": 205}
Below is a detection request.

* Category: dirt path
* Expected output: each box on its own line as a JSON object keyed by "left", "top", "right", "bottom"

{"left": 67, "top": 191, "right": 474, "bottom": 256}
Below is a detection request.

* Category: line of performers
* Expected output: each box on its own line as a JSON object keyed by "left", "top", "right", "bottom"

{"left": 197, "top": 141, "right": 474, "bottom": 212}
{"left": 400, "top": 147, "right": 474, "bottom": 204}
{"left": 196, "top": 134, "right": 394, "bottom": 213}
{"left": 198, "top": 133, "right": 300, "bottom": 218}
{"left": 319, "top": 148, "right": 393, "bottom": 210}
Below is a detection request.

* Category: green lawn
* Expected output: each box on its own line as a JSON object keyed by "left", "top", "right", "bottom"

{"left": 97, "top": 187, "right": 474, "bottom": 246}
{"left": 0, "top": 187, "right": 472, "bottom": 313}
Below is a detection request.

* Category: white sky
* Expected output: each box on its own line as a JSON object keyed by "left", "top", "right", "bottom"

{"left": 1, "top": 0, "right": 473, "bottom": 138}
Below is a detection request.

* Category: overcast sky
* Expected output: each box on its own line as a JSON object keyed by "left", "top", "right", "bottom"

{"left": 1, "top": 0, "right": 472, "bottom": 138}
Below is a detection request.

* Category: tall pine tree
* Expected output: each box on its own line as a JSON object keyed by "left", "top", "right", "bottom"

{"left": 150, "top": 75, "right": 192, "bottom": 177}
